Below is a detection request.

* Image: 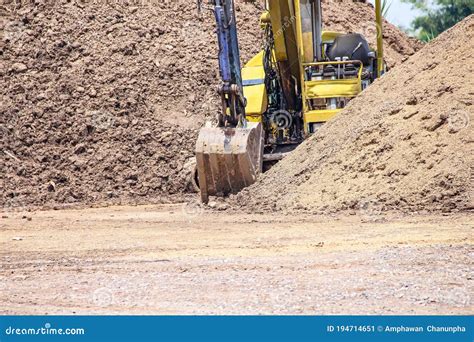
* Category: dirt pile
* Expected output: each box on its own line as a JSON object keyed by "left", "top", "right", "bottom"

{"left": 234, "top": 16, "right": 474, "bottom": 214}
{"left": 0, "top": 0, "right": 264, "bottom": 209}
{"left": 1, "top": 0, "right": 420, "bottom": 209}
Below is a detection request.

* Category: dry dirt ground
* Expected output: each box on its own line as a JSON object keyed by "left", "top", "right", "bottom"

{"left": 0, "top": 205, "right": 472, "bottom": 315}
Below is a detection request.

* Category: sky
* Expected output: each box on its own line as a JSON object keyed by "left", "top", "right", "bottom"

{"left": 368, "top": 0, "right": 422, "bottom": 28}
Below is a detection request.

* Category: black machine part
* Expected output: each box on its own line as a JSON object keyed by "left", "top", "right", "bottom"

{"left": 326, "top": 33, "right": 373, "bottom": 65}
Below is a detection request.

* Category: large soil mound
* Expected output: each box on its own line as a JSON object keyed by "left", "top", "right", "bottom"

{"left": 1, "top": 0, "right": 420, "bottom": 209}
{"left": 234, "top": 16, "right": 473, "bottom": 214}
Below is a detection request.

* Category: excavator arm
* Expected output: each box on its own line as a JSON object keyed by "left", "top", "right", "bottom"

{"left": 195, "top": 0, "right": 263, "bottom": 203}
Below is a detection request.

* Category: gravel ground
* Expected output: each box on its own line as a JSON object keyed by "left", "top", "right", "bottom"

{"left": 1, "top": 204, "right": 472, "bottom": 314}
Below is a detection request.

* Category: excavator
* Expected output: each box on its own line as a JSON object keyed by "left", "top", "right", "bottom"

{"left": 195, "top": 0, "right": 386, "bottom": 203}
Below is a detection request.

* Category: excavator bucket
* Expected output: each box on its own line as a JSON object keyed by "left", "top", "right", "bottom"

{"left": 195, "top": 122, "right": 263, "bottom": 203}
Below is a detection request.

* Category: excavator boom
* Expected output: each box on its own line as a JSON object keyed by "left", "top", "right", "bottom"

{"left": 195, "top": 0, "right": 263, "bottom": 203}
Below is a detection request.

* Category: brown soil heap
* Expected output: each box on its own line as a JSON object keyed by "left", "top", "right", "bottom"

{"left": 1, "top": 0, "right": 420, "bottom": 209}
{"left": 234, "top": 16, "right": 473, "bottom": 214}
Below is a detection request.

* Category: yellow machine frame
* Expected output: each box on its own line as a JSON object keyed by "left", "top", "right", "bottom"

{"left": 302, "top": 60, "right": 363, "bottom": 133}
{"left": 241, "top": 0, "right": 384, "bottom": 134}
{"left": 195, "top": 0, "right": 385, "bottom": 203}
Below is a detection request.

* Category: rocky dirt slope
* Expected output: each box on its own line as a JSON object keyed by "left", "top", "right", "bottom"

{"left": 233, "top": 16, "right": 473, "bottom": 214}
{"left": 1, "top": 0, "right": 420, "bottom": 209}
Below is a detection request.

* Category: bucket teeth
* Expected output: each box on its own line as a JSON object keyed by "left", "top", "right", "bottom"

{"left": 195, "top": 122, "right": 263, "bottom": 203}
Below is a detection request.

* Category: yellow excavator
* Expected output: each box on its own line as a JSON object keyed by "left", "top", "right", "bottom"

{"left": 196, "top": 0, "right": 385, "bottom": 203}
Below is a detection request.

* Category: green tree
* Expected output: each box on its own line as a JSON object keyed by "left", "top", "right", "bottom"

{"left": 402, "top": 0, "right": 473, "bottom": 41}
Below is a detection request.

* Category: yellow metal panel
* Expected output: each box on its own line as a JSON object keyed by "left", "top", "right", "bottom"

{"left": 243, "top": 84, "right": 267, "bottom": 116}
{"left": 242, "top": 56, "right": 267, "bottom": 117}
{"left": 244, "top": 51, "right": 264, "bottom": 68}
{"left": 294, "top": 0, "right": 306, "bottom": 107}
{"left": 304, "top": 109, "right": 340, "bottom": 123}
{"left": 321, "top": 31, "right": 343, "bottom": 42}
{"left": 242, "top": 65, "right": 265, "bottom": 80}
{"left": 246, "top": 114, "right": 263, "bottom": 123}
{"left": 305, "top": 79, "right": 362, "bottom": 98}
{"left": 375, "top": 0, "right": 385, "bottom": 77}
{"left": 260, "top": 11, "right": 271, "bottom": 29}
{"left": 268, "top": 0, "right": 288, "bottom": 61}
{"left": 273, "top": 0, "right": 300, "bottom": 87}
{"left": 321, "top": 31, "right": 343, "bottom": 58}
{"left": 302, "top": 31, "right": 314, "bottom": 63}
